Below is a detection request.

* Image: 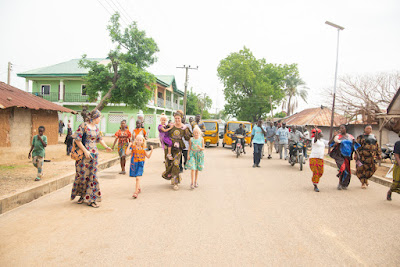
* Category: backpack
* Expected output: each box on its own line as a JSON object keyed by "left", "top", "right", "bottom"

{"left": 70, "top": 123, "right": 87, "bottom": 161}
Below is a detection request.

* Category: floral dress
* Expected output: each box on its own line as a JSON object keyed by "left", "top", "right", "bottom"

{"left": 162, "top": 125, "right": 192, "bottom": 184}
{"left": 115, "top": 128, "right": 131, "bottom": 158}
{"left": 71, "top": 123, "right": 102, "bottom": 204}
{"left": 355, "top": 134, "right": 381, "bottom": 180}
{"left": 186, "top": 137, "right": 205, "bottom": 171}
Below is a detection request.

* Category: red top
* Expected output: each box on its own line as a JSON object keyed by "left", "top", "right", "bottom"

{"left": 115, "top": 129, "right": 132, "bottom": 146}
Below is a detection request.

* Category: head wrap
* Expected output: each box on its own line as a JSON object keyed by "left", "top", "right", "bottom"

{"left": 89, "top": 110, "right": 101, "bottom": 122}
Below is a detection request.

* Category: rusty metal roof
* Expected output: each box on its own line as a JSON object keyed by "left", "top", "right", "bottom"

{"left": 282, "top": 106, "right": 346, "bottom": 127}
{"left": 0, "top": 82, "right": 76, "bottom": 114}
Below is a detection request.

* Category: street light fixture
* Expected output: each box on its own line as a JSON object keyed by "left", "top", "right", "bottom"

{"left": 325, "top": 20, "right": 345, "bottom": 140}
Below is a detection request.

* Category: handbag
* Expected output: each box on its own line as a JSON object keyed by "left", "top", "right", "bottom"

{"left": 71, "top": 124, "right": 87, "bottom": 161}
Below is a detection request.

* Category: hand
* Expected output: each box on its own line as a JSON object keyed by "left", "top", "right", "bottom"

{"left": 84, "top": 151, "right": 93, "bottom": 159}
{"left": 106, "top": 147, "right": 112, "bottom": 152}
{"left": 149, "top": 145, "right": 153, "bottom": 150}
{"left": 197, "top": 145, "right": 201, "bottom": 150}
{"left": 250, "top": 143, "right": 252, "bottom": 148}
{"left": 112, "top": 146, "right": 115, "bottom": 150}
{"left": 28, "top": 153, "right": 31, "bottom": 159}
{"left": 187, "top": 155, "right": 190, "bottom": 161}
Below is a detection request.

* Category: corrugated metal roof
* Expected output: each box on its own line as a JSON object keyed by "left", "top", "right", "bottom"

{"left": 282, "top": 106, "right": 346, "bottom": 127}
{"left": 0, "top": 82, "right": 76, "bottom": 113}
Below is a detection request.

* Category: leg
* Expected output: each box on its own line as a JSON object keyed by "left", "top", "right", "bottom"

{"left": 191, "top": 170, "right": 195, "bottom": 188}
{"left": 180, "top": 152, "right": 183, "bottom": 172}
{"left": 278, "top": 144, "right": 283, "bottom": 159}
{"left": 122, "top": 156, "right": 126, "bottom": 172}
{"left": 183, "top": 150, "right": 188, "bottom": 169}
{"left": 135, "top": 177, "right": 140, "bottom": 194}
{"left": 284, "top": 144, "right": 288, "bottom": 159}
{"left": 241, "top": 139, "right": 246, "bottom": 153}
{"left": 195, "top": 170, "right": 199, "bottom": 187}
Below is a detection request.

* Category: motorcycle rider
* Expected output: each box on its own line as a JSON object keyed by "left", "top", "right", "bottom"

{"left": 232, "top": 123, "right": 247, "bottom": 154}
{"left": 289, "top": 126, "right": 304, "bottom": 159}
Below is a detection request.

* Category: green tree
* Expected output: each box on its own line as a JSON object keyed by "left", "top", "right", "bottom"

{"left": 198, "top": 93, "right": 213, "bottom": 118}
{"left": 282, "top": 75, "right": 308, "bottom": 116}
{"left": 79, "top": 13, "right": 159, "bottom": 118}
{"left": 274, "top": 111, "right": 287, "bottom": 118}
{"left": 186, "top": 89, "right": 200, "bottom": 115}
{"left": 217, "top": 47, "right": 299, "bottom": 122}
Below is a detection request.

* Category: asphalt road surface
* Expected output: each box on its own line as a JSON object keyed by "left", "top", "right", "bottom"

{"left": 1, "top": 145, "right": 400, "bottom": 266}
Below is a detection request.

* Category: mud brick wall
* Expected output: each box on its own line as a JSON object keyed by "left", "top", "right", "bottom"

{"left": 9, "top": 108, "right": 32, "bottom": 148}
{"left": 0, "top": 109, "right": 11, "bottom": 147}
{"left": 31, "top": 110, "right": 59, "bottom": 145}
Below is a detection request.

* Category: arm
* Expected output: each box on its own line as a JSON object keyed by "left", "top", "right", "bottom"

{"left": 37, "top": 135, "right": 47, "bottom": 147}
{"left": 187, "top": 139, "right": 192, "bottom": 160}
{"left": 395, "top": 153, "right": 400, "bottom": 166}
{"left": 112, "top": 137, "right": 118, "bottom": 150}
{"left": 100, "top": 139, "right": 112, "bottom": 152}
{"left": 28, "top": 144, "right": 34, "bottom": 159}
{"left": 145, "top": 146, "right": 154, "bottom": 158}
{"left": 198, "top": 138, "right": 205, "bottom": 151}
{"left": 159, "top": 126, "right": 172, "bottom": 132}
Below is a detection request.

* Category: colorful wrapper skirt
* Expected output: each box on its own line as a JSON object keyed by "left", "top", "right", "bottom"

{"left": 309, "top": 158, "right": 324, "bottom": 184}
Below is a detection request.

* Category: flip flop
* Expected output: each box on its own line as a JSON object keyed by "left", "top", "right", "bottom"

{"left": 88, "top": 202, "right": 99, "bottom": 208}
{"left": 34, "top": 177, "right": 41, "bottom": 181}
{"left": 132, "top": 193, "right": 138, "bottom": 198}
{"left": 77, "top": 197, "right": 84, "bottom": 204}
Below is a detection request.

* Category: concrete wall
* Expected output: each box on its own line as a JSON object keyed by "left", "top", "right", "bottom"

{"left": 9, "top": 108, "right": 32, "bottom": 148}
{"left": 0, "top": 109, "right": 11, "bottom": 147}
{"left": 31, "top": 110, "right": 59, "bottom": 145}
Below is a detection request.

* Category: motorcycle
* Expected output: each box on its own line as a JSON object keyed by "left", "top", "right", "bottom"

{"left": 381, "top": 144, "right": 394, "bottom": 164}
{"left": 233, "top": 134, "right": 245, "bottom": 158}
{"left": 288, "top": 140, "right": 306, "bottom": 171}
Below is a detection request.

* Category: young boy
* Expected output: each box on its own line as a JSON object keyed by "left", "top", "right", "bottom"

{"left": 28, "top": 126, "right": 48, "bottom": 181}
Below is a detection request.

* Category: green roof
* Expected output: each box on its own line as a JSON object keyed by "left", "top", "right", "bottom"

{"left": 156, "top": 75, "right": 184, "bottom": 96}
{"left": 17, "top": 59, "right": 184, "bottom": 96}
{"left": 17, "top": 58, "right": 107, "bottom": 78}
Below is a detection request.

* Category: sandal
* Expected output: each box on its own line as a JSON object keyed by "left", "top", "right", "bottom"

{"left": 132, "top": 193, "right": 138, "bottom": 198}
{"left": 34, "top": 177, "right": 41, "bottom": 181}
{"left": 167, "top": 154, "right": 173, "bottom": 160}
{"left": 77, "top": 197, "right": 84, "bottom": 204}
{"left": 387, "top": 190, "right": 392, "bottom": 201}
{"left": 88, "top": 202, "right": 99, "bottom": 208}
{"left": 190, "top": 184, "right": 194, "bottom": 189}
{"left": 138, "top": 188, "right": 142, "bottom": 194}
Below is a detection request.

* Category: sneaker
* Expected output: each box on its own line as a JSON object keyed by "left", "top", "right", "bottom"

{"left": 195, "top": 183, "right": 199, "bottom": 188}
{"left": 256, "top": 164, "right": 260, "bottom": 168}
{"left": 190, "top": 184, "right": 194, "bottom": 189}
{"left": 342, "top": 186, "right": 348, "bottom": 190}
{"left": 253, "top": 164, "right": 256, "bottom": 168}
{"left": 313, "top": 184, "right": 319, "bottom": 192}
{"left": 337, "top": 184, "right": 342, "bottom": 190}
{"left": 173, "top": 185, "right": 179, "bottom": 190}
{"left": 268, "top": 155, "right": 271, "bottom": 159}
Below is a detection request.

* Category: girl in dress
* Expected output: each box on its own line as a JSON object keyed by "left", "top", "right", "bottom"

{"left": 126, "top": 134, "right": 153, "bottom": 199}
{"left": 186, "top": 125, "right": 205, "bottom": 189}
{"left": 158, "top": 114, "right": 174, "bottom": 160}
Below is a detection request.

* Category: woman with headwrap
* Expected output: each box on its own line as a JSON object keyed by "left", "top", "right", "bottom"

{"left": 112, "top": 120, "right": 132, "bottom": 175}
{"left": 71, "top": 110, "right": 112, "bottom": 208}
{"left": 162, "top": 111, "right": 192, "bottom": 190}
{"left": 354, "top": 125, "right": 381, "bottom": 189}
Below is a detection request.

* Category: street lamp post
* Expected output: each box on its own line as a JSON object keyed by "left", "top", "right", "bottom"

{"left": 325, "top": 21, "right": 344, "bottom": 140}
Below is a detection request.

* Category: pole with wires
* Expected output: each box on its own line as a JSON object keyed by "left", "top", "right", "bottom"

{"left": 176, "top": 65, "right": 198, "bottom": 115}
{"left": 7, "top": 62, "right": 12, "bottom": 85}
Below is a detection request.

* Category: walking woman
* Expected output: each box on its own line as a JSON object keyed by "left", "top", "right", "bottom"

{"left": 387, "top": 134, "right": 400, "bottom": 201}
{"left": 354, "top": 125, "right": 381, "bottom": 189}
{"left": 309, "top": 128, "right": 325, "bottom": 192}
{"left": 329, "top": 124, "right": 357, "bottom": 190}
{"left": 162, "top": 111, "right": 192, "bottom": 190}
{"left": 71, "top": 110, "right": 112, "bottom": 208}
{"left": 112, "top": 120, "right": 132, "bottom": 174}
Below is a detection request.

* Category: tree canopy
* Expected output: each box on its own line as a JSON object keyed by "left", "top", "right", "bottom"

{"left": 186, "top": 89, "right": 213, "bottom": 119}
{"left": 79, "top": 13, "right": 159, "bottom": 117}
{"left": 217, "top": 47, "right": 300, "bottom": 122}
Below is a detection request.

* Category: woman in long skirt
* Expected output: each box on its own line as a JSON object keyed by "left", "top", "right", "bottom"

{"left": 355, "top": 125, "right": 381, "bottom": 189}
{"left": 309, "top": 129, "right": 325, "bottom": 192}
{"left": 329, "top": 124, "right": 356, "bottom": 190}
{"left": 162, "top": 111, "right": 192, "bottom": 190}
{"left": 71, "top": 110, "right": 112, "bottom": 208}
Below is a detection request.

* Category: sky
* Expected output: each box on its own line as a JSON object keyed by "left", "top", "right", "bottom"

{"left": 1, "top": 0, "right": 399, "bottom": 115}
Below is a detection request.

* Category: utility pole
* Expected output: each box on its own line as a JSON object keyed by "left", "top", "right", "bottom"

{"left": 7, "top": 62, "right": 12, "bottom": 85}
{"left": 270, "top": 95, "right": 274, "bottom": 119}
{"left": 176, "top": 65, "right": 198, "bottom": 115}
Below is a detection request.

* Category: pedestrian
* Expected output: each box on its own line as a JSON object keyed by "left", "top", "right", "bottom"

{"left": 274, "top": 122, "right": 280, "bottom": 153}
{"left": 162, "top": 110, "right": 192, "bottom": 190}
{"left": 276, "top": 123, "right": 289, "bottom": 160}
{"left": 126, "top": 135, "right": 153, "bottom": 199}
{"left": 329, "top": 124, "right": 357, "bottom": 190}
{"left": 158, "top": 114, "right": 174, "bottom": 160}
{"left": 309, "top": 128, "right": 325, "bottom": 192}
{"left": 133, "top": 120, "right": 147, "bottom": 140}
{"left": 112, "top": 120, "right": 132, "bottom": 175}
{"left": 180, "top": 115, "right": 192, "bottom": 172}
{"left": 354, "top": 125, "right": 381, "bottom": 189}
{"left": 70, "top": 110, "right": 112, "bottom": 208}
{"left": 58, "top": 120, "right": 65, "bottom": 137}
{"left": 387, "top": 132, "right": 400, "bottom": 201}
{"left": 191, "top": 114, "right": 206, "bottom": 133}
{"left": 28, "top": 126, "right": 47, "bottom": 181}
{"left": 251, "top": 119, "right": 266, "bottom": 168}
{"left": 186, "top": 125, "right": 205, "bottom": 189}
{"left": 64, "top": 129, "right": 73, "bottom": 156}
{"left": 265, "top": 121, "right": 276, "bottom": 159}
{"left": 67, "top": 120, "right": 72, "bottom": 131}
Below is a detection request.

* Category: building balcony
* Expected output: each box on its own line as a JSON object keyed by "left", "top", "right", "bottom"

{"left": 31, "top": 92, "right": 91, "bottom": 103}
{"left": 32, "top": 92, "right": 59, "bottom": 102}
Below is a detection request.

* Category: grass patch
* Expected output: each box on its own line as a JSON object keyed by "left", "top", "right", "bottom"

{"left": 0, "top": 164, "right": 30, "bottom": 170}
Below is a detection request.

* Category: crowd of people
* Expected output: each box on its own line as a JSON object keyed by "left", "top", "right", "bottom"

{"left": 28, "top": 112, "right": 400, "bottom": 208}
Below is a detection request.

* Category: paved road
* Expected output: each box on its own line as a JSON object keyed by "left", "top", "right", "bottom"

{"left": 1, "top": 145, "right": 400, "bottom": 266}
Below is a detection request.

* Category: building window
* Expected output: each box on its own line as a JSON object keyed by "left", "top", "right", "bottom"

{"left": 81, "top": 85, "right": 87, "bottom": 95}
{"left": 157, "top": 92, "right": 163, "bottom": 99}
{"left": 167, "top": 96, "right": 171, "bottom": 101}
{"left": 41, "top": 85, "right": 50, "bottom": 95}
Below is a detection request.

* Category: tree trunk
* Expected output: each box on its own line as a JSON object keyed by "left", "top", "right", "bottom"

{"left": 287, "top": 95, "right": 292, "bottom": 116}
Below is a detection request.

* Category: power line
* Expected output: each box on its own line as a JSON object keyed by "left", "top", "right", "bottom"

{"left": 103, "top": 0, "right": 130, "bottom": 26}
{"left": 111, "top": 0, "right": 133, "bottom": 24}
{"left": 96, "top": 0, "right": 113, "bottom": 16}
{"left": 176, "top": 65, "right": 199, "bottom": 115}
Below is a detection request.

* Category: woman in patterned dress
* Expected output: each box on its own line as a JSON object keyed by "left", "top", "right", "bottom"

{"left": 162, "top": 111, "right": 192, "bottom": 190}
{"left": 112, "top": 120, "right": 132, "bottom": 175}
{"left": 71, "top": 110, "right": 112, "bottom": 208}
{"left": 354, "top": 125, "right": 381, "bottom": 189}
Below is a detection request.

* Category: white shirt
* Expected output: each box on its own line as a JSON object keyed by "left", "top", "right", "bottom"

{"left": 309, "top": 139, "right": 325, "bottom": 159}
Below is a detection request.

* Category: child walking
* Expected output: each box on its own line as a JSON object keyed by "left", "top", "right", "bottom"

{"left": 28, "top": 126, "right": 48, "bottom": 181}
{"left": 158, "top": 114, "right": 174, "bottom": 160}
{"left": 126, "top": 134, "right": 153, "bottom": 198}
{"left": 309, "top": 128, "right": 325, "bottom": 192}
{"left": 64, "top": 129, "right": 73, "bottom": 156}
{"left": 186, "top": 125, "right": 205, "bottom": 189}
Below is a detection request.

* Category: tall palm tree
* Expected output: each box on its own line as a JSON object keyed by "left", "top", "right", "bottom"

{"left": 282, "top": 76, "right": 308, "bottom": 116}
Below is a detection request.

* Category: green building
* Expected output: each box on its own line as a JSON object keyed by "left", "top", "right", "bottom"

{"left": 17, "top": 58, "right": 184, "bottom": 138}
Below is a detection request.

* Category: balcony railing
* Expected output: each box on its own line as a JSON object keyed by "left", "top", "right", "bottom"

{"left": 64, "top": 93, "right": 90, "bottom": 102}
{"left": 157, "top": 98, "right": 164, "bottom": 108}
{"left": 32, "top": 92, "right": 59, "bottom": 102}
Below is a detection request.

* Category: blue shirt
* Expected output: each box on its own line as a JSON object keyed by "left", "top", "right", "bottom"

{"left": 251, "top": 125, "right": 265, "bottom": 144}
{"left": 276, "top": 127, "right": 289, "bottom": 144}
{"left": 265, "top": 126, "right": 276, "bottom": 142}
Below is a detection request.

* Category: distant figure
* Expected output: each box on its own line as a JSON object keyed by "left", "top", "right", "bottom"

{"left": 28, "top": 126, "right": 47, "bottom": 181}
{"left": 191, "top": 114, "right": 206, "bottom": 133}
{"left": 133, "top": 120, "right": 147, "bottom": 140}
{"left": 67, "top": 120, "right": 72, "bottom": 131}
{"left": 112, "top": 120, "right": 132, "bottom": 175}
{"left": 64, "top": 129, "right": 73, "bottom": 156}
{"left": 58, "top": 120, "right": 65, "bottom": 136}
{"left": 309, "top": 128, "right": 324, "bottom": 192}
{"left": 186, "top": 125, "right": 205, "bottom": 189}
